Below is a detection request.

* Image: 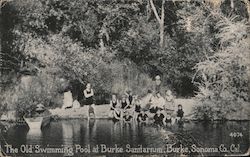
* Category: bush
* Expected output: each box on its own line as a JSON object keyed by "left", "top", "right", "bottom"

{"left": 193, "top": 11, "right": 249, "bottom": 120}
{"left": 1, "top": 72, "right": 67, "bottom": 117}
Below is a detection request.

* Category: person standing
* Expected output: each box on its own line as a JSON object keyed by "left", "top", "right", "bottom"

{"left": 154, "top": 75, "right": 162, "bottom": 93}
{"left": 84, "top": 83, "right": 95, "bottom": 119}
{"left": 133, "top": 97, "right": 141, "bottom": 120}
{"left": 150, "top": 75, "right": 164, "bottom": 96}
{"left": 126, "top": 90, "right": 133, "bottom": 105}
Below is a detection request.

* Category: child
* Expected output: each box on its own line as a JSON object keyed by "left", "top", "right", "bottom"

{"left": 126, "top": 90, "right": 133, "bottom": 105}
{"left": 88, "top": 104, "right": 95, "bottom": 119}
{"left": 123, "top": 111, "right": 133, "bottom": 123}
{"left": 176, "top": 104, "right": 184, "bottom": 121}
{"left": 153, "top": 110, "right": 165, "bottom": 126}
{"left": 126, "top": 95, "right": 137, "bottom": 110}
{"left": 121, "top": 95, "right": 129, "bottom": 110}
{"left": 133, "top": 96, "right": 141, "bottom": 120}
{"left": 137, "top": 109, "right": 148, "bottom": 123}
{"left": 113, "top": 104, "right": 123, "bottom": 122}
{"left": 84, "top": 83, "right": 95, "bottom": 119}
{"left": 164, "top": 113, "right": 172, "bottom": 125}
{"left": 109, "top": 94, "right": 119, "bottom": 118}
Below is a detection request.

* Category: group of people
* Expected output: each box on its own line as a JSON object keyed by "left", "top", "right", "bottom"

{"left": 108, "top": 89, "right": 184, "bottom": 126}
{"left": 62, "top": 83, "right": 96, "bottom": 119}
{"left": 64, "top": 75, "right": 185, "bottom": 125}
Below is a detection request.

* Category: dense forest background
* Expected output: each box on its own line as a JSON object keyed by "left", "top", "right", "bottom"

{"left": 0, "top": 0, "right": 249, "bottom": 120}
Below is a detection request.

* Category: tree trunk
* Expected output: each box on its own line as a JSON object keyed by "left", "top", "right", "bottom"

{"left": 149, "top": 0, "right": 165, "bottom": 48}
{"left": 159, "top": 22, "right": 164, "bottom": 48}
{"left": 230, "top": 0, "right": 234, "bottom": 9}
{"left": 159, "top": 0, "right": 165, "bottom": 48}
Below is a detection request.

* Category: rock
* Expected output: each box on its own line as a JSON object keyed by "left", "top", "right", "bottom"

{"left": 0, "top": 111, "right": 16, "bottom": 121}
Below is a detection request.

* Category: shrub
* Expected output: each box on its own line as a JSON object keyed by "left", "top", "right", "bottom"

{"left": 1, "top": 72, "right": 67, "bottom": 117}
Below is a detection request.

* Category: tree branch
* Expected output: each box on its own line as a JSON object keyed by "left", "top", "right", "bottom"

{"left": 161, "top": 0, "right": 165, "bottom": 24}
{"left": 149, "top": 0, "right": 161, "bottom": 23}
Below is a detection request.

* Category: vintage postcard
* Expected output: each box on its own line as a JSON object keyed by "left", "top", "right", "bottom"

{"left": 0, "top": 0, "right": 249, "bottom": 157}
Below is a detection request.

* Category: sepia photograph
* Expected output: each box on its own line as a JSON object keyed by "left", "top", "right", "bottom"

{"left": 0, "top": 0, "right": 249, "bottom": 156}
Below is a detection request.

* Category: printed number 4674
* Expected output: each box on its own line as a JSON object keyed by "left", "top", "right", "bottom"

{"left": 229, "top": 132, "right": 243, "bottom": 137}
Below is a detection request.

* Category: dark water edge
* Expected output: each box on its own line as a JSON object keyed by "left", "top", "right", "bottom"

{"left": 0, "top": 120, "right": 249, "bottom": 157}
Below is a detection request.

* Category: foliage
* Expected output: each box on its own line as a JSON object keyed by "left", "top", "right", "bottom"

{"left": 193, "top": 10, "right": 250, "bottom": 120}
{"left": 1, "top": 72, "right": 67, "bottom": 116}
{"left": 1, "top": 0, "right": 249, "bottom": 120}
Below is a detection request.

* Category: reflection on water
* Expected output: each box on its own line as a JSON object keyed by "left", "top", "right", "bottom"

{"left": 26, "top": 129, "right": 42, "bottom": 145}
{"left": 0, "top": 120, "right": 249, "bottom": 156}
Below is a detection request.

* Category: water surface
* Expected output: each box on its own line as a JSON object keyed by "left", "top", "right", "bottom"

{"left": 0, "top": 120, "right": 249, "bottom": 156}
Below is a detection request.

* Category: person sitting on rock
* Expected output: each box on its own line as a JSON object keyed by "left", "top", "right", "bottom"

{"left": 150, "top": 92, "right": 165, "bottom": 113}
{"left": 164, "top": 89, "right": 175, "bottom": 115}
{"left": 109, "top": 94, "right": 119, "bottom": 118}
{"left": 140, "top": 90, "right": 153, "bottom": 110}
{"left": 113, "top": 103, "right": 123, "bottom": 122}
{"left": 121, "top": 95, "right": 129, "bottom": 111}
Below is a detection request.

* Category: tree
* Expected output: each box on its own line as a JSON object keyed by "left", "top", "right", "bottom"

{"left": 192, "top": 2, "right": 250, "bottom": 120}
{"left": 149, "top": 0, "right": 165, "bottom": 48}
